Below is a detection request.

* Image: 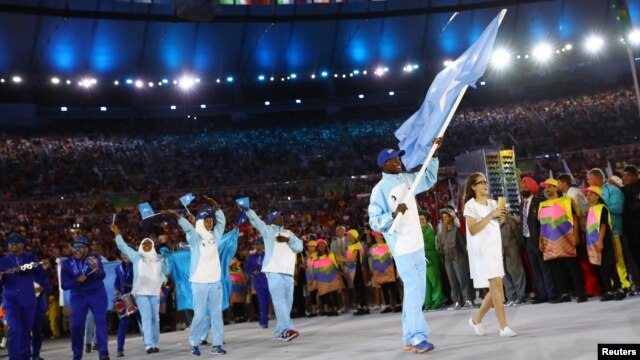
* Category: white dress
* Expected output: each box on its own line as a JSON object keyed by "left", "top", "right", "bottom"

{"left": 463, "top": 198, "right": 505, "bottom": 288}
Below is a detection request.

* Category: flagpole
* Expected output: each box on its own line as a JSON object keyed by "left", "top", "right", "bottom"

{"left": 389, "top": 85, "right": 469, "bottom": 234}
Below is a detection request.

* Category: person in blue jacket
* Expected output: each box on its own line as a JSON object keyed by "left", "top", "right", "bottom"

{"left": 110, "top": 225, "right": 171, "bottom": 355}
{"left": 163, "top": 195, "right": 233, "bottom": 357}
{"left": 0, "top": 232, "right": 49, "bottom": 360}
{"left": 113, "top": 251, "right": 142, "bottom": 358}
{"left": 368, "top": 138, "right": 442, "bottom": 354}
{"left": 243, "top": 207, "right": 303, "bottom": 342}
{"left": 60, "top": 236, "right": 110, "bottom": 360}
{"left": 243, "top": 238, "right": 270, "bottom": 328}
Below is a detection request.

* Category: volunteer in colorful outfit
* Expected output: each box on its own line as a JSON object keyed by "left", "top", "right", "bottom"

{"left": 244, "top": 206, "right": 303, "bottom": 342}
{"left": 303, "top": 240, "right": 319, "bottom": 317}
{"left": 370, "top": 231, "right": 401, "bottom": 313}
{"left": 537, "top": 178, "right": 587, "bottom": 303}
{"left": 339, "top": 229, "right": 369, "bottom": 315}
{"left": 60, "top": 236, "right": 110, "bottom": 360}
{"left": 110, "top": 225, "right": 171, "bottom": 355}
{"left": 368, "top": 137, "right": 443, "bottom": 354}
{"left": 229, "top": 258, "right": 247, "bottom": 323}
{"left": 312, "top": 239, "right": 345, "bottom": 316}
{"left": 163, "top": 195, "right": 233, "bottom": 357}
{"left": 584, "top": 186, "right": 626, "bottom": 301}
{"left": 113, "top": 252, "right": 142, "bottom": 358}
{"left": 0, "top": 233, "right": 50, "bottom": 360}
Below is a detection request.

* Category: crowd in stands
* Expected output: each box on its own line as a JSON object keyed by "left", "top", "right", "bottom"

{"left": 1, "top": 87, "right": 638, "bottom": 199}
{"left": 0, "top": 86, "right": 639, "bottom": 341}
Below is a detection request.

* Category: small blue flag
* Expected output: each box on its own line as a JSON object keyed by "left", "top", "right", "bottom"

{"left": 138, "top": 202, "right": 155, "bottom": 220}
{"left": 180, "top": 193, "right": 196, "bottom": 207}
{"left": 395, "top": 10, "right": 506, "bottom": 170}
{"left": 236, "top": 197, "right": 250, "bottom": 208}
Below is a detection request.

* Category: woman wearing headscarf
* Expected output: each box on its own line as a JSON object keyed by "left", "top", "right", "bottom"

{"left": 110, "top": 225, "right": 171, "bottom": 355}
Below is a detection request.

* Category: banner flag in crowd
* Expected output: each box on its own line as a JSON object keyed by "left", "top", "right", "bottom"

{"left": 179, "top": 193, "right": 196, "bottom": 207}
{"left": 167, "top": 229, "right": 239, "bottom": 311}
{"left": 137, "top": 202, "right": 156, "bottom": 220}
{"left": 395, "top": 9, "right": 506, "bottom": 170}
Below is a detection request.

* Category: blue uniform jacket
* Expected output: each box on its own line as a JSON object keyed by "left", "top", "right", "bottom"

{"left": 602, "top": 183, "right": 625, "bottom": 236}
{"left": 0, "top": 252, "right": 50, "bottom": 309}
{"left": 60, "top": 254, "right": 106, "bottom": 295}
{"left": 244, "top": 251, "right": 269, "bottom": 289}
{"left": 114, "top": 261, "right": 134, "bottom": 294}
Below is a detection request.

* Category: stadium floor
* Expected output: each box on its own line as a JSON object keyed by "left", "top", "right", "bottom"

{"left": 33, "top": 295, "right": 640, "bottom": 360}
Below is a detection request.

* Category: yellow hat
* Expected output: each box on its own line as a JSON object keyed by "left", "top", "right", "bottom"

{"left": 346, "top": 229, "right": 359, "bottom": 240}
{"left": 307, "top": 240, "right": 317, "bottom": 247}
{"left": 540, "top": 178, "right": 558, "bottom": 188}
{"left": 585, "top": 185, "right": 602, "bottom": 198}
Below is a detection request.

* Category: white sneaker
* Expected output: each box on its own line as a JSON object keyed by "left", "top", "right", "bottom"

{"left": 0, "top": 337, "right": 6, "bottom": 348}
{"left": 500, "top": 326, "right": 517, "bottom": 337}
{"left": 468, "top": 318, "right": 485, "bottom": 336}
{"left": 370, "top": 305, "right": 380, "bottom": 311}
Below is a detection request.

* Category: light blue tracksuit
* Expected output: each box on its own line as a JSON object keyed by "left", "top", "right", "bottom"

{"left": 115, "top": 235, "right": 170, "bottom": 350}
{"left": 368, "top": 158, "right": 439, "bottom": 346}
{"left": 246, "top": 210, "right": 303, "bottom": 338}
{"left": 176, "top": 211, "right": 231, "bottom": 347}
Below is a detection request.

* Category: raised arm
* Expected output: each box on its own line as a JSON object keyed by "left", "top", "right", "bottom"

{"left": 245, "top": 209, "right": 269, "bottom": 236}
{"left": 212, "top": 209, "right": 226, "bottom": 241}
{"left": 111, "top": 225, "right": 141, "bottom": 262}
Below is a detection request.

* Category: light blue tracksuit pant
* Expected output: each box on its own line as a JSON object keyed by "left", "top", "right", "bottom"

{"left": 189, "top": 282, "right": 224, "bottom": 347}
{"left": 266, "top": 272, "right": 295, "bottom": 338}
{"left": 395, "top": 249, "right": 430, "bottom": 346}
{"left": 136, "top": 295, "right": 160, "bottom": 350}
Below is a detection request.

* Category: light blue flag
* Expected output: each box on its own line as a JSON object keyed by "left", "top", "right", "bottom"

{"left": 137, "top": 202, "right": 155, "bottom": 220}
{"left": 395, "top": 10, "right": 506, "bottom": 170}
{"left": 236, "top": 197, "right": 250, "bottom": 208}
{"left": 167, "top": 230, "right": 239, "bottom": 311}
{"left": 180, "top": 193, "right": 196, "bottom": 207}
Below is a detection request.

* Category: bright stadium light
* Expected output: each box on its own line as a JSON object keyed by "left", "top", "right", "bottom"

{"left": 170, "top": 105, "right": 176, "bottom": 110}
{"left": 135, "top": 80, "right": 143, "bottom": 88}
{"left": 179, "top": 76, "right": 195, "bottom": 90}
{"left": 126, "top": 78, "right": 133, "bottom": 85}
{"left": 532, "top": 43, "right": 553, "bottom": 62}
{"left": 290, "top": 73, "right": 297, "bottom": 79}
{"left": 12, "top": 76, "right": 22, "bottom": 83}
{"left": 310, "top": 74, "right": 316, "bottom": 79}
{"left": 114, "top": 80, "right": 119, "bottom": 85}
{"left": 491, "top": 48, "right": 511, "bottom": 69}
{"left": 630, "top": 29, "right": 640, "bottom": 45}
{"left": 51, "top": 77, "right": 60, "bottom": 84}
{"left": 389, "top": 91, "right": 395, "bottom": 96}
{"left": 60, "top": 106, "right": 67, "bottom": 112}
{"left": 564, "top": 43, "right": 573, "bottom": 51}
{"left": 100, "top": 106, "right": 107, "bottom": 112}
{"left": 200, "top": 104, "right": 206, "bottom": 109}
{"left": 295, "top": 99, "right": 301, "bottom": 104}
{"left": 321, "top": 71, "right": 328, "bottom": 77}
{"left": 148, "top": 82, "right": 154, "bottom": 87}
{"left": 264, "top": 101, "right": 270, "bottom": 106}
{"left": 258, "top": 75, "right": 265, "bottom": 81}
{"left": 374, "top": 67, "right": 384, "bottom": 76}
{"left": 585, "top": 35, "right": 604, "bottom": 53}
{"left": 358, "top": 94, "right": 364, "bottom": 99}
{"left": 226, "top": 76, "right": 234, "bottom": 83}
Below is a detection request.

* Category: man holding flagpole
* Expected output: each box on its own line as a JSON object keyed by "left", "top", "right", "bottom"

{"left": 369, "top": 9, "right": 506, "bottom": 353}
{"left": 369, "top": 139, "right": 442, "bottom": 353}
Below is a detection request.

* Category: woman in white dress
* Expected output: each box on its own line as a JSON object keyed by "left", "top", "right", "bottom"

{"left": 463, "top": 172, "right": 517, "bottom": 337}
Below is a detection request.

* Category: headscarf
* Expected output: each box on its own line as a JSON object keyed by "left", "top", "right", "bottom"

{"left": 138, "top": 238, "right": 158, "bottom": 260}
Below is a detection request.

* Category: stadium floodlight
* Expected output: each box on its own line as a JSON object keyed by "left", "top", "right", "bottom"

{"left": 258, "top": 75, "right": 265, "bottom": 81}
{"left": 126, "top": 78, "right": 133, "bottom": 85}
{"left": 532, "top": 43, "right": 553, "bottom": 62}
{"left": 114, "top": 80, "right": 119, "bottom": 85}
{"left": 310, "top": 74, "right": 316, "bottom": 79}
{"left": 491, "top": 48, "right": 511, "bottom": 69}
{"left": 264, "top": 101, "right": 270, "bottom": 106}
{"left": 358, "top": 94, "right": 364, "bottom": 99}
{"left": 200, "top": 104, "right": 206, "bottom": 109}
{"left": 321, "top": 71, "right": 328, "bottom": 77}
{"left": 51, "top": 77, "right": 60, "bottom": 84}
{"left": 295, "top": 99, "right": 301, "bottom": 104}
{"left": 389, "top": 91, "right": 395, "bottom": 96}
{"left": 564, "top": 43, "right": 573, "bottom": 51}
{"left": 100, "top": 107, "right": 107, "bottom": 111}
{"left": 179, "top": 76, "right": 195, "bottom": 90}
{"left": 374, "top": 67, "right": 384, "bottom": 76}
{"left": 148, "top": 82, "right": 154, "bottom": 87}
{"left": 630, "top": 29, "right": 640, "bottom": 45}
{"left": 353, "top": 69, "right": 360, "bottom": 75}
{"left": 60, "top": 107, "right": 67, "bottom": 112}
{"left": 226, "top": 76, "right": 233, "bottom": 83}
{"left": 413, "top": 64, "right": 419, "bottom": 69}
{"left": 135, "top": 80, "right": 143, "bottom": 88}
{"left": 162, "top": 79, "right": 169, "bottom": 84}
{"left": 170, "top": 105, "right": 176, "bottom": 110}
{"left": 12, "top": 76, "right": 22, "bottom": 83}
{"left": 585, "top": 35, "right": 604, "bottom": 53}
{"left": 290, "top": 73, "right": 297, "bottom": 79}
